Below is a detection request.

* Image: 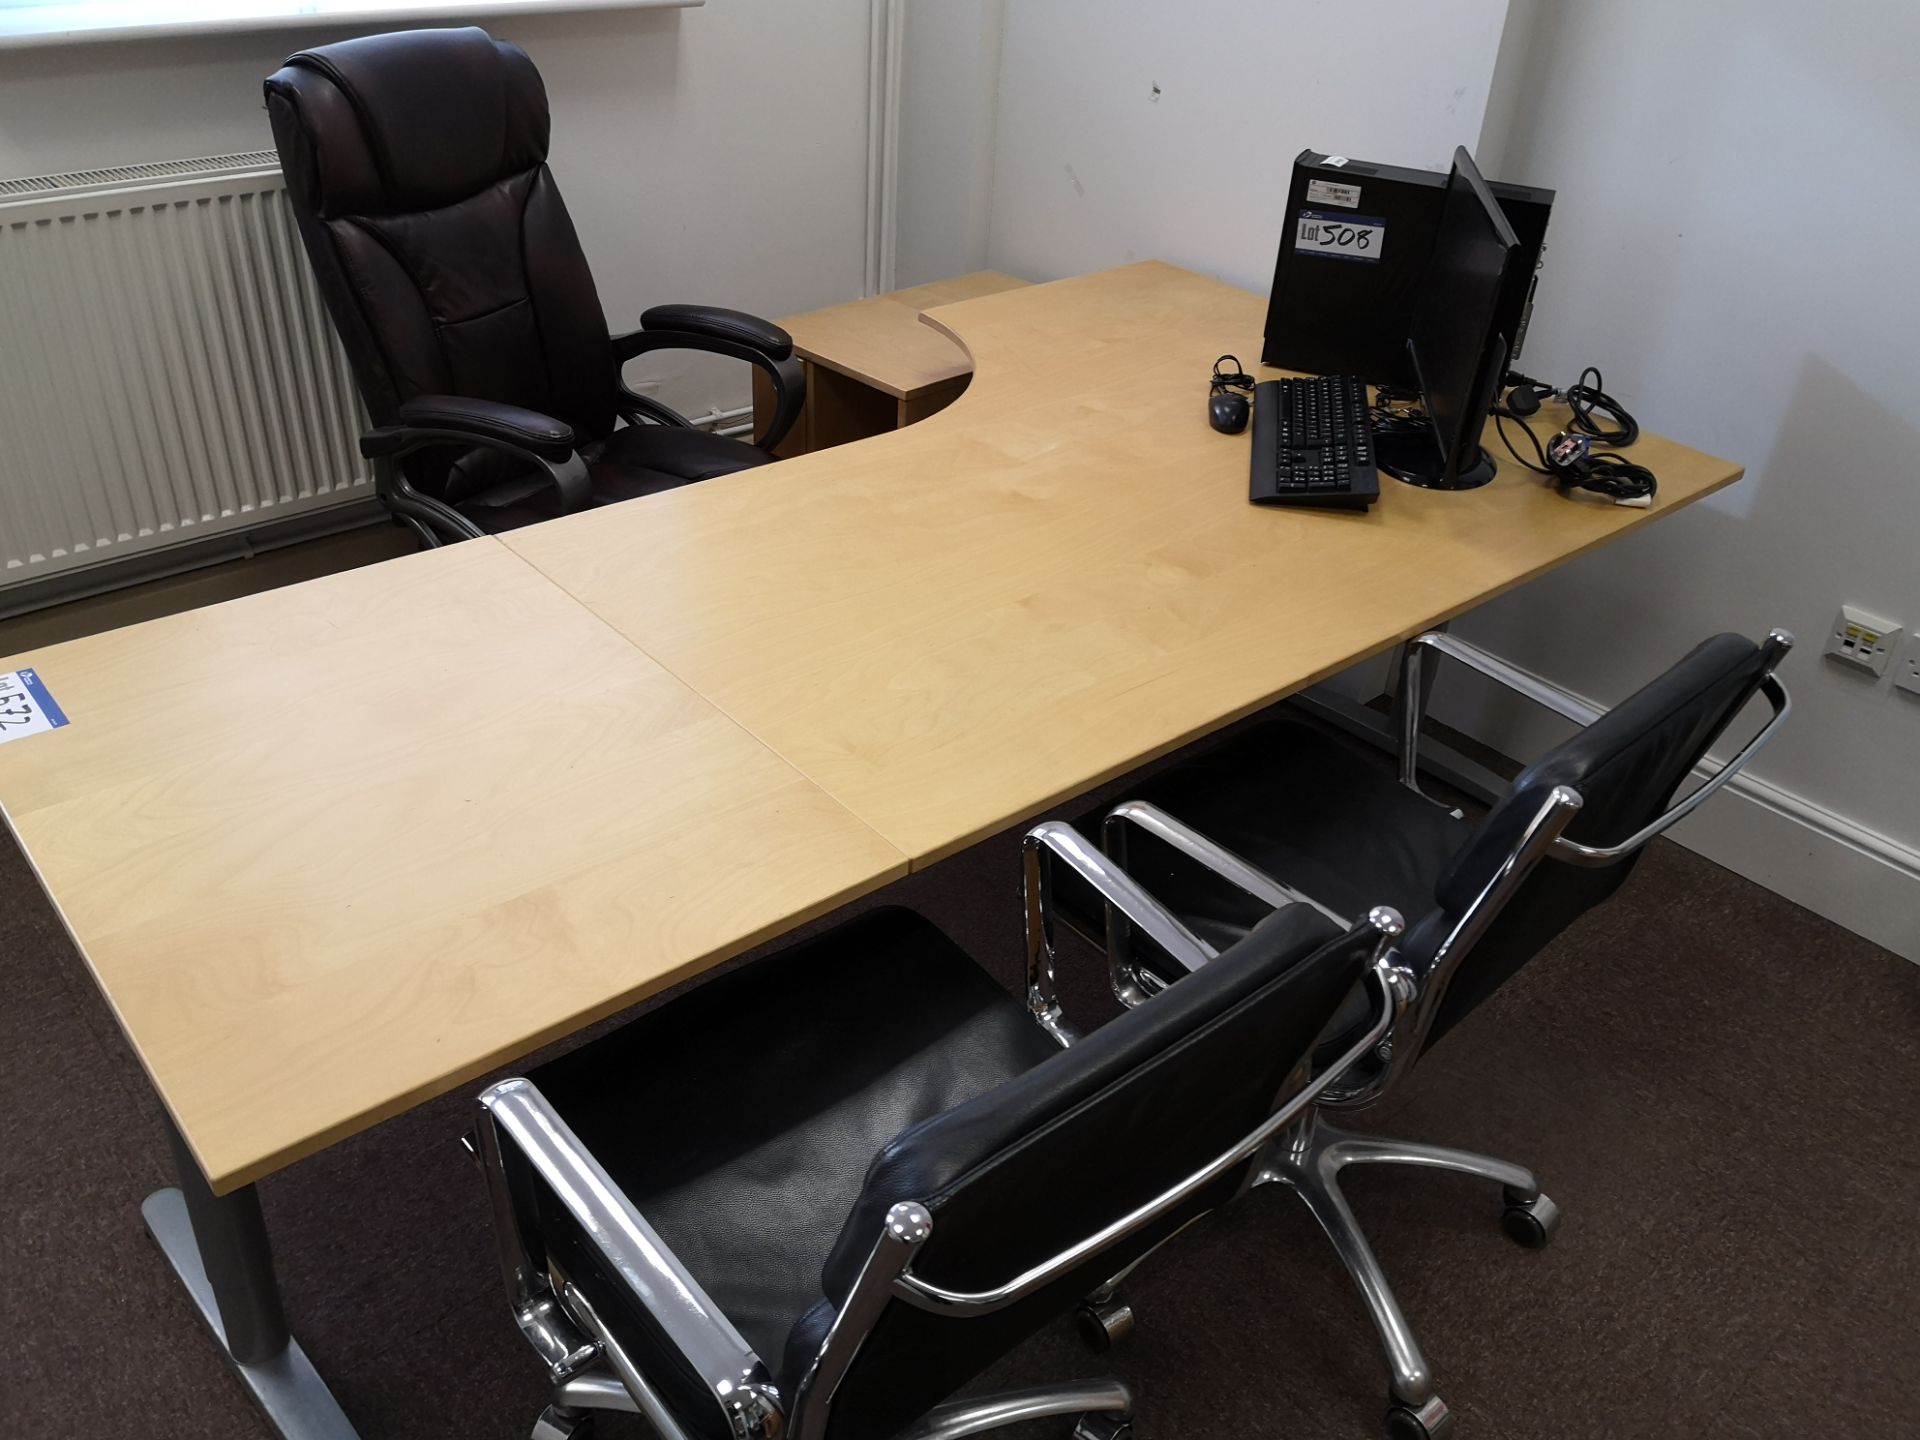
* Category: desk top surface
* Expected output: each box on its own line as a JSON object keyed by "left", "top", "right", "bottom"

{"left": 780, "top": 271, "right": 1030, "bottom": 398}
{"left": 0, "top": 541, "right": 907, "bottom": 1192}
{"left": 509, "top": 262, "right": 1743, "bottom": 865}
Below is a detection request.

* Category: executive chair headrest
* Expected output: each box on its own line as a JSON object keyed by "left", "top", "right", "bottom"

{"left": 267, "top": 26, "right": 550, "bottom": 217}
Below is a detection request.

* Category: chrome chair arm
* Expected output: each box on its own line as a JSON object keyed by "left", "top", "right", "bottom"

{"left": 893, "top": 910, "right": 1410, "bottom": 1316}
{"left": 1089, "top": 801, "right": 1350, "bottom": 1005}
{"left": 1102, "top": 800, "right": 1351, "bottom": 928}
{"left": 1551, "top": 671, "right": 1791, "bottom": 865}
{"left": 1023, "top": 820, "right": 1213, "bottom": 1043}
{"left": 477, "top": 1078, "right": 782, "bottom": 1440}
{"left": 1396, "top": 631, "right": 1598, "bottom": 799}
{"left": 1397, "top": 628, "right": 1795, "bottom": 864}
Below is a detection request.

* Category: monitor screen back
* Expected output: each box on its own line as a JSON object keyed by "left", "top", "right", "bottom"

{"left": 1407, "top": 149, "right": 1521, "bottom": 475}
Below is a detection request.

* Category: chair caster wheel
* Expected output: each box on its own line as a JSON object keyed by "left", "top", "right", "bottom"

{"left": 1071, "top": 1415, "right": 1132, "bottom": 1440}
{"left": 531, "top": 1405, "right": 593, "bottom": 1440}
{"left": 1501, "top": 1189, "right": 1562, "bottom": 1249}
{"left": 1385, "top": 1393, "right": 1452, "bottom": 1440}
{"left": 1075, "top": 1294, "right": 1135, "bottom": 1351}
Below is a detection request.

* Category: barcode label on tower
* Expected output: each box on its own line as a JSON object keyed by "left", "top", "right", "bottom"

{"left": 1294, "top": 209, "right": 1386, "bottom": 263}
{"left": 1305, "top": 178, "right": 1362, "bottom": 209}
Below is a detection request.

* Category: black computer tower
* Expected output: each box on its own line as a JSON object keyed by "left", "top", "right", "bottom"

{"left": 1261, "top": 150, "right": 1553, "bottom": 388}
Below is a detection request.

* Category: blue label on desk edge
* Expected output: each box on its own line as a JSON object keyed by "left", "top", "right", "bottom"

{"left": 0, "top": 666, "right": 70, "bottom": 745}
{"left": 18, "top": 668, "right": 68, "bottom": 728}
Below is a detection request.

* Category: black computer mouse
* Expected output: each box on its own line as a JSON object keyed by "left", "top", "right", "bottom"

{"left": 1209, "top": 390, "right": 1250, "bottom": 434}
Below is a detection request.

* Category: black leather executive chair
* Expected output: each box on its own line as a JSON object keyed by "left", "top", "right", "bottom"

{"left": 1055, "top": 627, "right": 1795, "bottom": 1440}
{"left": 265, "top": 27, "right": 803, "bottom": 544}
{"left": 472, "top": 864, "right": 1408, "bottom": 1440}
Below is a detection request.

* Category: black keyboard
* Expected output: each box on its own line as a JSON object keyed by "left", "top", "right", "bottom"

{"left": 1248, "top": 375, "right": 1379, "bottom": 510}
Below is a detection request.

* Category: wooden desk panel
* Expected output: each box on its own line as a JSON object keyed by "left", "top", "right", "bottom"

{"left": 510, "top": 262, "right": 1742, "bottom": 865}
{"left": 0, "top": 541, "right": 907, "bottom": 1192}
{"left": 780, "top": 270, "right": 1030, "bottom": 400}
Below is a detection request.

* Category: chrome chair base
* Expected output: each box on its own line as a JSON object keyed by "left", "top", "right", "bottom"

{"left": 1075, "top": 1291, "right": 1136, "bottom": 1352}
{"left": 529, "top": 1404, "right": 588, "bottom": 1440}
{"left": 901, "top": 1380, "right": 1133, "bottom": 1440}
{"left": 530, "top": 1374, "right": 1131, "bottom": 1440}
{"left": 1257, "top": 1112, "right": 1558, "bottom": 1439}
{"left": 527, "top": 1371, "right": 637, "bottom": 1438}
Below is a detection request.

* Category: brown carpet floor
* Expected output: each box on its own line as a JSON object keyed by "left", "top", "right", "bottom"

{"left": 4, "top": 747, "right": 1917, "bottom": 1439}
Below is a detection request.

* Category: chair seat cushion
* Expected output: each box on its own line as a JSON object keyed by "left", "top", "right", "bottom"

{"left": 1073, "top": 710, "right": 1465, "bottom": 1066}
{"left": 454, "top": 423, "right": 775, "bottom": 532}
{"left": 1077, "top": 709, "right": 1465, "bottom": 942}
{"left": 525, "top": 907, "right": 1061, "bottom": 1369}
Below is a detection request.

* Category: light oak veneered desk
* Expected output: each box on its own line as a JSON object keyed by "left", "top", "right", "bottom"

{"left": 0, "top": 539, "right": 906, "bottom": 1437}
{"left": 512, "top": 261, "right": 1744, "bottom": 867}
{"left": 0, "top": 260, "right": 1740, "bottom": 1439}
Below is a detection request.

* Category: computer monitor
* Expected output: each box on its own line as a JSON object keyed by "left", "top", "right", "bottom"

{"left": 1376, "top": 146, "right": 1521, "bottom": 491}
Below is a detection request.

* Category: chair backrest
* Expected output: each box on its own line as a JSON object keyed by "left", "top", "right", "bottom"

{"left": 1409, "top": 631, "right": 1784, "bottom": 1048}
{"left": 264, "top": 28, "right": 619, "bottom": 455}
{"left": 783, "top": 905, "right": 1380, "bottom": 1440}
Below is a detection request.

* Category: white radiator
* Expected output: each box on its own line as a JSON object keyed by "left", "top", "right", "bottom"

{"left": 0, "top": 150, "right": 371, "bottom": 596}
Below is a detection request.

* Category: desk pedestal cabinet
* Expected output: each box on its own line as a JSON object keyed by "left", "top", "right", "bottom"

{"left": 752, "top": 271, "right": 1028, "bottom": 454}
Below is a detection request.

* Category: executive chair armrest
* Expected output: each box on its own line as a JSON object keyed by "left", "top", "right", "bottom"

{"left": 1022, "top": 819, "right": 1216, "bottom": 1044}
{"left": 637, "top": 304, "right": 793, "bottom": 360}
{"left": 477, "top": 1078, "right": 782, "bottom": 1440}
{"left": 388, "top": 395, "right": 578, "bottom": 461}
{"left": 1396, "top": 628, "right": 1795, "bottom": 864}
{"left": 359, "top": 396, "right": 593, "bottom": 544}
{"left": 613, "top": 306, "right": 806, "bottom": 452}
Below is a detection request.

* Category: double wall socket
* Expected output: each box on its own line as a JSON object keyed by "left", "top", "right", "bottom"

{"left": 1824, "top": 605, "right": 1902, "bottom": 678}
{"left": 1896, "top": 635, "right": 1920, "bottom": 698}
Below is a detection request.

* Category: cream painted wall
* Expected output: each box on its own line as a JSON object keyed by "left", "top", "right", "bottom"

{"left": 0, "top": 1, "right": 876, "bottom": 413}
{"left": 981, "top": 0, "right": 1511, "bottom": 294}
{"left": 893, "top": 0, "right": 1003, "bottom": 288}
{"left": 1450, "top": 0, "right": 1920, "bottom": 959}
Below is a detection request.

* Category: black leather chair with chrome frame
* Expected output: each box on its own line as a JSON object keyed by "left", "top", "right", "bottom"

{"left": 264, "top": 27, "right": 804, "bottom": 545}
{"left": 471, "top": 862, "right": 1408, "bottom": 1440}
{"left": 1055, "top": 626, "right": 1795, "bottom": 1440}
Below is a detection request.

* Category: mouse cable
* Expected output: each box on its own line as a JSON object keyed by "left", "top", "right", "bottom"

{"left": 1211, "top": 354, "right": 1255, "bottom": 396}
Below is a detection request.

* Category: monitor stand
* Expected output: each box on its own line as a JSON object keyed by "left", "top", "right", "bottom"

{"left": 1374, "top": 428, "right": 1498, "bottom": 490}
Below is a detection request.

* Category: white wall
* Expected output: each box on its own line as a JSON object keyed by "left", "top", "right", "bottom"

{"left": 0, "top": 1, "right": 876, "bottom": 413}
{"left": 893, "top": 0, "right": 1004, "bottom": 288}
{"left": 1450, "top": 0, "right": 1920, "bottom": 959}
{"left": 982, "top": 0, "right": 1511, "bottom": 294}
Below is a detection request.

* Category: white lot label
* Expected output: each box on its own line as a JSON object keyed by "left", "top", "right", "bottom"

{"left": 0, "top": 667, "right": 70, "bottom": 745}
{"left": 1295, "top": 209, "right": 1386, "bottom": 263}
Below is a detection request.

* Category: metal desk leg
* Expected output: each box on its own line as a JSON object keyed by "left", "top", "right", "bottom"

{"left": 142, "top": 1119, "right": 360, "bottom": 1439}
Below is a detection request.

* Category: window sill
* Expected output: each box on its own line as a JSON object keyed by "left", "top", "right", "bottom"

{"left": 0, "top": 0, "right": 702, "bottom": 51}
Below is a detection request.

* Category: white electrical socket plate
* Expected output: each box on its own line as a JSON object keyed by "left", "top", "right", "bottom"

{"left": 1894, "top": 634, "right": 1920, "bottom": 697}
{"left": 1824, "top": 604, "right": 1902, "bottom": 677}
